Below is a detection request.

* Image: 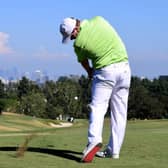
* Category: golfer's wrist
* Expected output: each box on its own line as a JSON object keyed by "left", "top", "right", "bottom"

{"left": 87, "top": 67, "right": 93, "bottom": 79}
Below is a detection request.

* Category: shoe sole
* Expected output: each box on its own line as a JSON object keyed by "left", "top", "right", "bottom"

{"left": 81, "top": 143, "right": 102, "bottom": 163}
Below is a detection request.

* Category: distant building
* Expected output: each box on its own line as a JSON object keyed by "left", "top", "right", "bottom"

{"left": 32, "top": 70, "right": 49, "bottom": 84}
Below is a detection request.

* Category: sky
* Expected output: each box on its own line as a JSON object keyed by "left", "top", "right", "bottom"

{"left": 0, "top": 0, "right": 168, "bottom": 79}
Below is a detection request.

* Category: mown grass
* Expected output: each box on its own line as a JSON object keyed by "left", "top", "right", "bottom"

{"left": 0, "top": 114, "right": 168, "bottom": 168}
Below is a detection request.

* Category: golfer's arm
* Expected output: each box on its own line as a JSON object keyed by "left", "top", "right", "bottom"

{"left": 80, "top": 59, "right": 93, "bottom": 78}
{"left": 80, "top": 59, "right": 90, "bottom": 72}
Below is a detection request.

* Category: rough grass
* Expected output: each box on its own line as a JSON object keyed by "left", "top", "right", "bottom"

{"left": 0, "top": 114, "right": 168, "bottom": 168}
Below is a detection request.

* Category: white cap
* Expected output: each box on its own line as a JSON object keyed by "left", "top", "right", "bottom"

{"left": 59, "top": 17, "right": 76, "bottom": 43}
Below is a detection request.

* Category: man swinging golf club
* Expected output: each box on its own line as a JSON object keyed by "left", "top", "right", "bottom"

{"left": 59, "top": 16, "right": 131, "bottom": 163}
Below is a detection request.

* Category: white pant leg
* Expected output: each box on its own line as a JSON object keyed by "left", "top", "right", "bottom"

{"left": 108, "top": 62, "right": 131, "bottom": 155}
{"left": 88, "top": 71, "right": 114, "bottom": 144}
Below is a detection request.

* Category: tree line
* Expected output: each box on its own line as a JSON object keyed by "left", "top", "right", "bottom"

{"left": 0, "top": 75, "right": 168, "bottom": 120}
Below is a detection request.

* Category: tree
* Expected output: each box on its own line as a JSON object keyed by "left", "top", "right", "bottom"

{"left": 17, "top": 77, "right": 31, "bottom": 99}
{"left": 17, "top": 93, "right": 47, "bottom": 118}
{"left": 0, "top": 80, "right": 5, "bottom": 98}
{"left": 17, "top": 77, "right": 41, "bottom": 99}
{"left": 1, "top": 75, "right": 167, "bottom": 119}
{"left": 128, "top": 77, "right": 167, "bottom": 119}
{"left": 56, "top": 77, "right": 81, "bottom": 117}
{"left": 0, "top": 99, "right": 5, "bottom": 115}
{"left": 5, "top": 81, "right": 18, "bottom": 99}
{"left": 42, "top": 80, "right": 61, "bottom": 119}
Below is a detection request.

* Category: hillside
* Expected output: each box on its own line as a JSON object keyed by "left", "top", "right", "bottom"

{"left": 0, "top": 112, "right": 72, "bottom": 133}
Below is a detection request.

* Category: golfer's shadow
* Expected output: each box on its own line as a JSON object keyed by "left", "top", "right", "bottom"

{"left": 0, "top": 147, "right": 82, "bottom": 162}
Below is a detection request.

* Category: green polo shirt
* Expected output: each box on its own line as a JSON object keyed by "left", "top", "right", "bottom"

{"left": 73, "top": 16, "right": 128, "bottom": 69}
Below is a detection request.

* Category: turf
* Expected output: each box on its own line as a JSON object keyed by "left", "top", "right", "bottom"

{"left": 0, "top": 115, "right": 168, "bottom": 168}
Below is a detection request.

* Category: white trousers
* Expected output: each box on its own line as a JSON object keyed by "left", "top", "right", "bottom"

{"left": 88, "top": 61, "right": 131, "bottom": 155}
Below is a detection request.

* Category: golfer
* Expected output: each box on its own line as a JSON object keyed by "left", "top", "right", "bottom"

{"left": 59, "top": 16, "right": 131, "bottom": 163}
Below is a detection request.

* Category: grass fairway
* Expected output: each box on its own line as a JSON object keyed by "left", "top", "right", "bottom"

{"left": 0, "top": 115, "right": 168, "bottom": 168}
